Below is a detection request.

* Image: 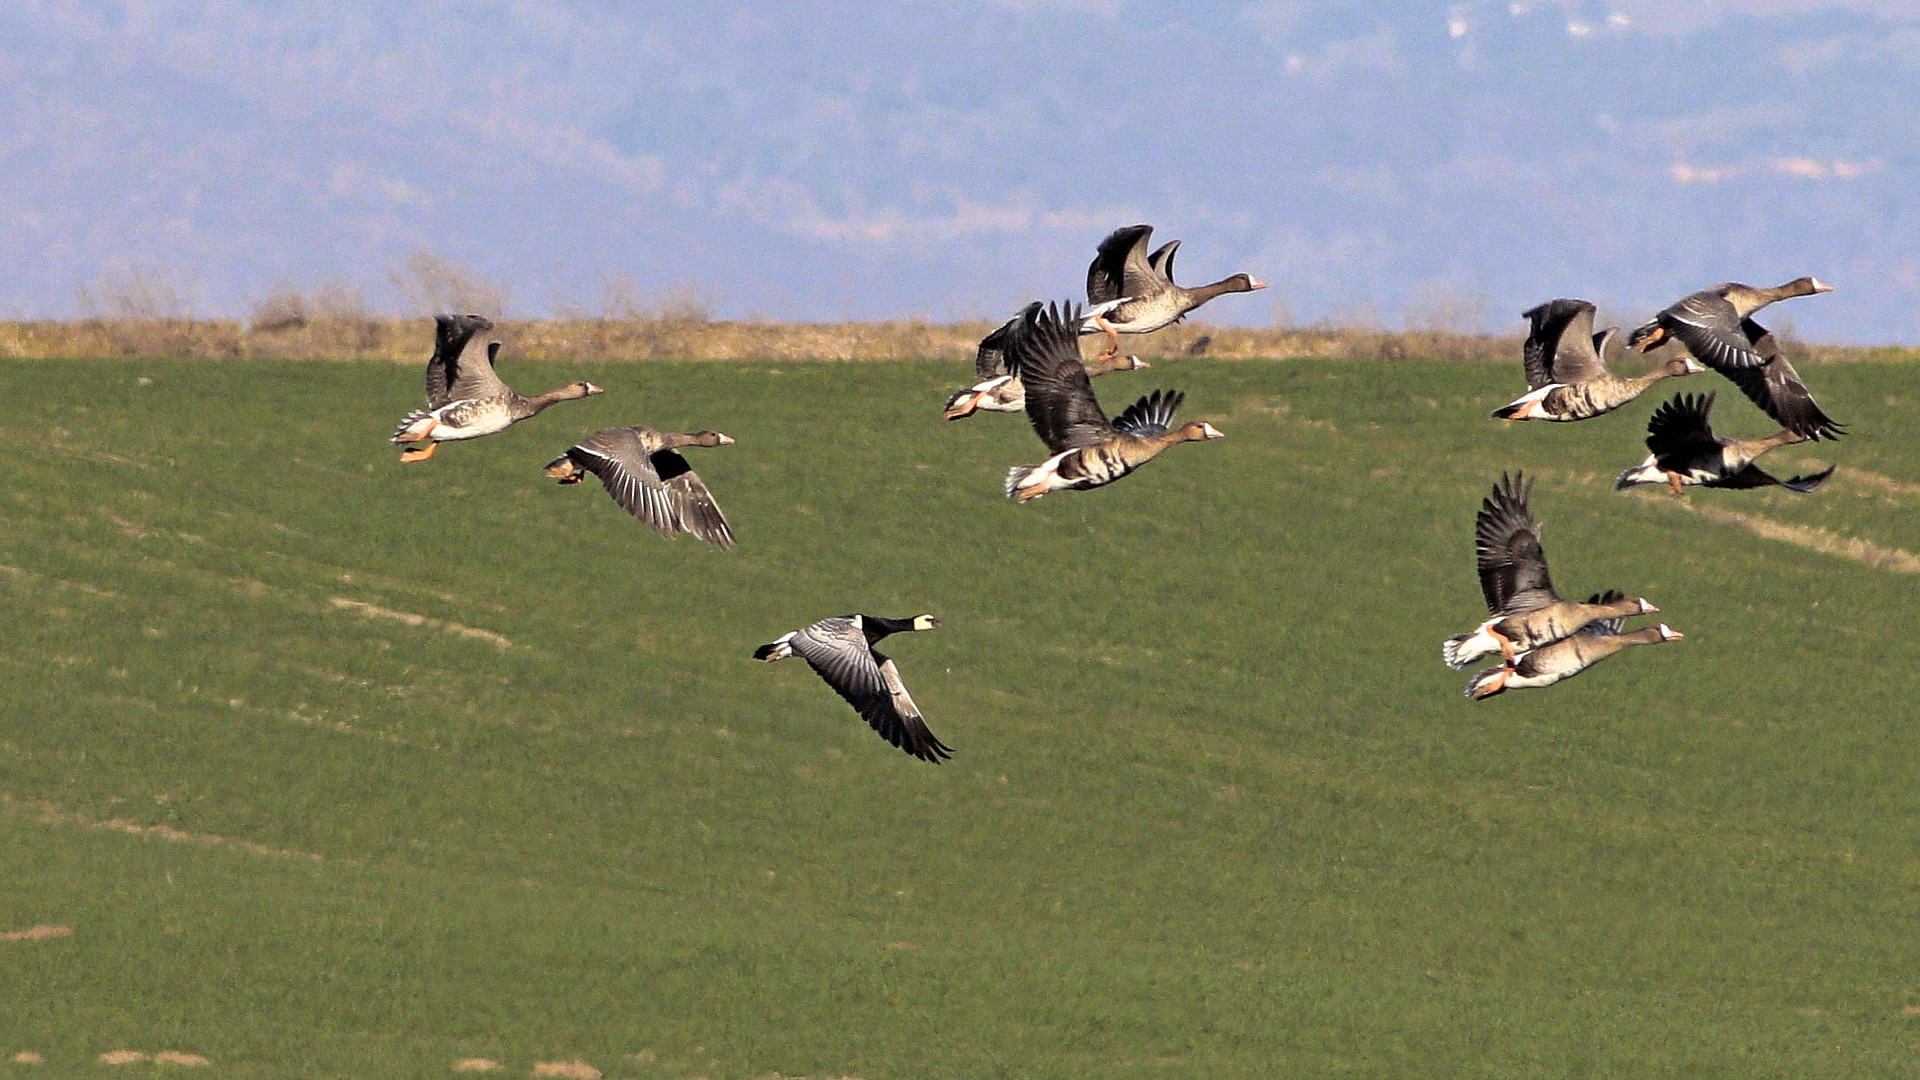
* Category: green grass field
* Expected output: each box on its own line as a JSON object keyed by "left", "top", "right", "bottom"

{"left": 3, "top": 351, "right": 1919, "bottom": 1077}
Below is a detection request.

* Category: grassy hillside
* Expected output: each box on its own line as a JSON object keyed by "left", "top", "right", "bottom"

{"left": 2, "top": 352, "right": 1918, "bottom": 1077}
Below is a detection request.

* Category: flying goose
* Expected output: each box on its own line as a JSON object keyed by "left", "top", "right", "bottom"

{"left": 1442, "top": 472, "right": 1658, "bottom": 669}
{"left": 1000, "top": 301, "right": 1224, "bottom": 501}
{"left": 1493, "top": 299, "right": 1704, "bottom": 422}
{"left": 544, "top": 426, "right": 737, "bottom": 548}
{"left": 1083, "top": 225, "right": 1265, "bottom": 363}
{"left": 944, "top": 301, "right": 1147, "bottom": 420}
{"left": 754, "top": 614, "right": 951, "bottom": 763}
{"left": 1465, "top": 590, "right": 1684, "bottom": 700}
{"left": 392, "top": 314, "right": 604, "bottom": 461}
{"left": 1613, "top": 391, "right": 1834, "bottom": 497}
{"left": 1627, "top": 279, "right": 1842, "bottom": 439}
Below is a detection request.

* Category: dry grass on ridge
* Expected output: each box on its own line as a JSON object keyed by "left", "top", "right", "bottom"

{"left": 4, "top": 314, "right": 1907, "bottom": 366}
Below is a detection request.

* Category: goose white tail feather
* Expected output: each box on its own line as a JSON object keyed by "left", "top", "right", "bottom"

{"left": 1441, "top": 623, "right": 1500, "bottom": 669}
{"left": 391, "top": 410, "right": 435, "bottom": 443}
{"left": 1005, "top": 466, "right": 1037, "bottom": 499}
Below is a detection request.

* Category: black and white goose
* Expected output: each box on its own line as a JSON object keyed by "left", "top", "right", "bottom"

{"left": 543, "top": 425, "right": 737, "bottom": 548}
{"left": 754, "top": 614, "right": 951, "bottom": 763}
{"left": 1493, "top": 299, "right": 1704, "bottom": 422}
{"left": 1614, "top": 392, "right": 1835, "bottom": 497}
{"left": 1627, "top": 279, "right": 1842, "bottom": 440}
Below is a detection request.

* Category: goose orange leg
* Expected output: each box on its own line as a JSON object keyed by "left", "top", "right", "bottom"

{"left": 1666, "top": 471, "right": 1685, "bottom": 498}
{"left": 399, "top": 442, "right": 438, "bottom": 463}
{"left": 1093, "top": 315, "right": 1121, "bottom": 364}
{"left": 1491, "top": 626, "right": 1517, "bottom": 662}
{"left": 1637, "top": 326, "right": 1669, "bottom": 352}
{"left": 1471, "top": 667, "right": 1514, "bottom": 700}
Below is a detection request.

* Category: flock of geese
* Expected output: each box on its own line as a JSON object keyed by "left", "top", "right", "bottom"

{"left": 1451, "top": 275, "right": 1844, "bottom": 699}
{"left": 386, "top": 223, "right": 1846, "bottom": 756}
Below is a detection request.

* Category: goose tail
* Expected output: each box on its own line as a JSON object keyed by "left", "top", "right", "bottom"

{"left": 391, "top": 410, "right": 435, "bottom": 444}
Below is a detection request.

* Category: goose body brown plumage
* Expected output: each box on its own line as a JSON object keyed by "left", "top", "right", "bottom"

{"left": 1442, "top": 472, "right": 1657, "bottom": 669}
{"left": 1083, "top": 225, "right": 1264, "bottom": 362}
{"left": 942, "top": 330, "right": 1148, "bottom": 421}
{"left": 544, "top": 425, "right": 737, "bottom": 548}
{"left": 1493, "top": 299, "right": 1703, "bottom": 422}
{"left": 1466, "top": 597, "right": 1683, "bottom": 699}
{"left": 1613, "top": 392, "right": 1834, "bottom": 496}
{"left": 1627, "top": 279, "right": 1842, "bottom": 439}
{"left": 997, "top": 301, "right": 1223, "bottom": 501}
{"left": 391, "top": 314, "right": 604, "bottom": 461}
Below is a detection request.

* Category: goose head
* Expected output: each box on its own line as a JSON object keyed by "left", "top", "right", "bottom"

{"left": 911, "top": 614, "right": 941, "bottom": 631}
{"left": 1655, "top": 624, "right": 1684, "bottom": 642}
{"left": 1178, "top": 421, "right": 1226, "bottom": 442}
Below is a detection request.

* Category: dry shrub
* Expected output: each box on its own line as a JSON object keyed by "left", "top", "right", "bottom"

{"left": 390, "top": 250, "right": 510, "bottom": 320}
{"left": 69, "top": 266, "right": 237, "bottom": 359}
{"left": 246, "top": 283, "right": 382, "bottom": 359}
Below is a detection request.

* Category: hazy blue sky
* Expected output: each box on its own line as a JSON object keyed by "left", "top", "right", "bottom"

{"left": 3, "top": 1, "right": 1914, "bottom": 341}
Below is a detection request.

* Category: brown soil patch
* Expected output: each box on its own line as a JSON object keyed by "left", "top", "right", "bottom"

{"left": 451, "top": 1060, "right": 503, "bottom": 1072}
{"left": 153, "top": 1051, "right": 210, "bottom": 1066}
{"left": 98, "top": 1050, "right": 149, "bottom": 1065}
{"left": 328, "top": 597, "right": 515, "bottom": 650}
{"left": 532, "top": 1063, "right": 601, "bottom": 1079}
{"left": 1, "top": 924, "right": 72, "bottom": 942}
{"left": 1672, "top": 503, "right": 1920, "bottom": 572}
{"left": 11, "top": 1051, "right": 44, "bottom": 1064}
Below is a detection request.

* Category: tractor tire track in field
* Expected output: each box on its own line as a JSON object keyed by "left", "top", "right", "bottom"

{"left": 1840, "top": 465, "right": 1920, "bottom": 500}
{"left": 0, "top": 791, "right": 325, "bottom": 862}
{"left": 1666, "top": 501, "right": 1920, "bottom": 572}
{"left": 327, "top": 596, "right": 516, "bottom": 650}
{"left": 1524, "top": 465, "right": 1920, "bottom": 573}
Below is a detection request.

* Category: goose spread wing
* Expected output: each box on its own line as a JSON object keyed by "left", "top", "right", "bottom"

{"left": 791, "top": 621, "right": 950, "bottom": 762}
{"left": 1086, "top": 225, "right": 1162, "bottom": 305}
{"left": 1474, "top": 472, "right": 1558, "bottom": 615}
{"left": 447, "top": 339, "right": 513, "bottom": 403}
{"left": 1717, "top": 319, "right": 1844, "bottom": 440}
{"left": 1147, "top": 239, "right": 1181, "bottom": 284}
{"left": 1578, "top": 590, "right": 1628, "bottom": 637}
{"left": 974, "top": 316, "right": 1016, "bottom": 379}
{"left": 873, "top": 654, "right": 953, "bottom": 762}
{"left": 1644, "top": 392, "right": 1719, "bottom": 455}
{"left": 1007, "top": 301, "right": 1116, "bottom": 452}
{"left": 1523, "top": 299, "right": 1606, "bottom": 386}
{"left": 1663, "top": 291, "right": 1767, "bottom": 371}
{"left": 1707, "top": 463, "right": 1791, "bottom": 490}
{"left": 425, "top": 314, "right": 493, "bottom": 408}
{"left": 657, "top": 452, "right": 736, "bottom": 550}
{"left": 569, "top": 428, "right": 682, "bottom": 538}
{"left": 1111, "top": 389, "right": 1184, "bottom": 437}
